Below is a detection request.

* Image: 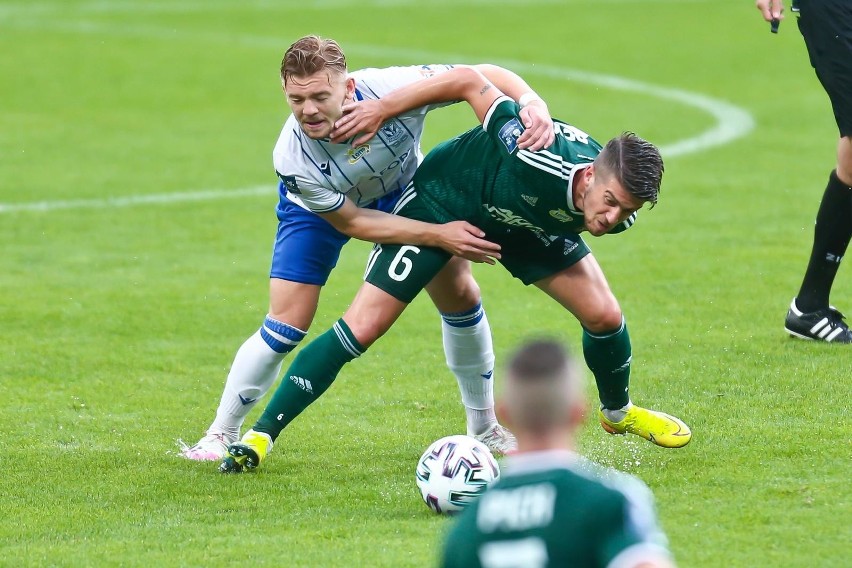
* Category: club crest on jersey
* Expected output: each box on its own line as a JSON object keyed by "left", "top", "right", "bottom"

{"left": 498, "top": 118, "right": 524, "bottom": 154}
{"left": 347, "top": 143, "right": 371, "bottom": 164}
{"left": 379, "top": 121, "right": 406, "bottom": 147}
{"left": 549, "top": 209, "right": 573, "bottom": 222}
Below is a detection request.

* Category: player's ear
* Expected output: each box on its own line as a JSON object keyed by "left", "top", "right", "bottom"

{"left": 345, "top": 77, "right": 356, "bottom": 99}
{"left": 495, "top": 399, "right": 511, "bottom": 428}
{"left": 569, "top": 399, "right": 588, "bottom": 429}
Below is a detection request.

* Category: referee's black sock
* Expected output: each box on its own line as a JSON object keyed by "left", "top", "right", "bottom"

{"left": 796, "top": 170, "right": 852, "bottom": 313}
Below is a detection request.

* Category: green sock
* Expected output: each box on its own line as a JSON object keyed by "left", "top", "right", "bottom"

{"left": 582, "top": 318, "right": 631, "bottom": 410}
{"left": 254, "top": 319, "right": 365, "bottom": 441}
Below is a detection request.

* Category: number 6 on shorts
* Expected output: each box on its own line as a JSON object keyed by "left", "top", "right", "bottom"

{"left": 364, "top": 242, "right": 452, "bottom": 304}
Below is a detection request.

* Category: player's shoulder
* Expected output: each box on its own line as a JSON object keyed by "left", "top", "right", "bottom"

{"left": 351, "top": 65, "right": 455, "bottom": 99}
{"left": 569, "top": 458, "right": 656, "bottom": 511}
{"left": 272, "top": 115, "right": 308, "bottom": 165}
{"left": 552, "top": 120, "right": 603, "bottom": 156}
{"left": 352, "top": 64, "right": 454, "bottom": 81}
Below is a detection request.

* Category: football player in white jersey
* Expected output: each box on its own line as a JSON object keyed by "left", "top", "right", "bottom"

{"left": 180, "top": 35, "right": 554, "bottom": 461}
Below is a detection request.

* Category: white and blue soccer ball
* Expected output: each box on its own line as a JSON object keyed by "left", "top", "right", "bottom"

{"left": 415, "top": 434, "right": 500, "bottom": 514}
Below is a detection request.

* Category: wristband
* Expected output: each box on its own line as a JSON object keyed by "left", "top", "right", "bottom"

{"left": 518, "top": 92, "right": 543, "bottom": 108}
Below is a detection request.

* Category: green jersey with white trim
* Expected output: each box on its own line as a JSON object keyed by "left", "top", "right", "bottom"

{"left": 440, "top": 451, "right": 672, "bottom": 568}
{"left": 409, "top": 97, "right": 635, "bottom": 245}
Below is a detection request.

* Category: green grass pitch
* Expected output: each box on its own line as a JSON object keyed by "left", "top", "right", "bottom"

{"left": 1, "top": 0, "right": 849, "bottom": 566}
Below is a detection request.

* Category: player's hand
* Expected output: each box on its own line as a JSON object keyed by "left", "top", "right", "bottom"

{"left": 756, "top": 0, "right": 784, "bottom": 22}
{"left": 517, "top": 101, "right": 555, "bottom": 151}
{"left": 331, "top": 100, "right": 386, "bottom": 145}
{"left": 436, "top": 221, "right": 502, "bottom": 264}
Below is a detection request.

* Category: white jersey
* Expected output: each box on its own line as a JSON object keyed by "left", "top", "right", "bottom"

{"left": 272, "top": 65, "right": 457, "bottom": 213}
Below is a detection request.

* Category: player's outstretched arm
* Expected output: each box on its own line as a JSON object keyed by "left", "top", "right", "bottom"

{"left": 474, "top": 64, "right": 554, "bottom": 150}
{"left": 321, "top": 198, "right": 501, "bottom": 264}
{"left": 331, "top": 65, "right": 553, "bottom": 149}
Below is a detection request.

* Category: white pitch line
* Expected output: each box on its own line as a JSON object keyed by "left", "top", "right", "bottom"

{"left": 0, "top": 16, "right": 753, "bottom": 215}
{"left": 0, "top": 186, "right": 272, "bottom": 214}
{"left": 0, "top": 0, "right": 710, "bottom": 18}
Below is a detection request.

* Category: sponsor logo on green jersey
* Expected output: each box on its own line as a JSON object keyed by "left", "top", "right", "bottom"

{"left": 484, "top": 204, "right": 545, "bottom": 234}
{"left": 549, "top": 209, "right": 573, "bottom": 222}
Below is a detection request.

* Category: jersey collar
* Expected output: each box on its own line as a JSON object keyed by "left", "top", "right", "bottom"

{"left": 565, "top": 164, "right": 590, "bottom": 216}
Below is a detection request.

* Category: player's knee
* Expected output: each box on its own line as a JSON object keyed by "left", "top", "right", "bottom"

{"left": 427, "top": 273, "right": 482, "bottom": 313}
{"left": 454, "top": 276, "right": 482, "bottom": 307}
{"left": 346, "top": 318, "right": 388, "bottom": 349}
{"left": 580, "top": 304, "right": 623, "bottom": 333}
{"left": 836, "top": 136, "right": 852, "bottom": 185}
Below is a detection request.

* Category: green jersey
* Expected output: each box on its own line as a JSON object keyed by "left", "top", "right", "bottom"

{"left": 440, "top": 451, "right": 672, "bottom": 568}
{"left": 411, "top": 97, "right": 635, "bottom": 246}
{"left": 365, "top": 98, "right": 637, "bottom": 301}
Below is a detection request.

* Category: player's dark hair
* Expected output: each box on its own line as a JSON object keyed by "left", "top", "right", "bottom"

{"left": 596, "top": 132, "right": 663, "bottom": 207}
{"left": 281, "top": 35, "right": 347, "bottom": 85}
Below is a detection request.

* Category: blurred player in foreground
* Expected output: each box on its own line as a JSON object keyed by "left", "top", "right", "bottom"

{"left": 180, "top": 36, "right": 556, "bottom": 461}
{"left": 220, "top": 66, "right": 691, "bottom": 474}
{"left": 757, "top": 0, "right": 852, "bottom": 343}
{"left": 440, "top": 339, "right": 676, "bottom": 568}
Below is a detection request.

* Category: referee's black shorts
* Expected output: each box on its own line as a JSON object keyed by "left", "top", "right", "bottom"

{"left": 797, "top": 0, "right": 852, "bottom": 137}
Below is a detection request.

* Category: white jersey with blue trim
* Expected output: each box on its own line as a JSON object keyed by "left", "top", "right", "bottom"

{"left": 272, "top": 65, "right": 457, "bottom": 214}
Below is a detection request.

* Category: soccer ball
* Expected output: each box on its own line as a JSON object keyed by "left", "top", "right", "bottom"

{"left": 415, "top": 435, "right": 500, "bottom": 514}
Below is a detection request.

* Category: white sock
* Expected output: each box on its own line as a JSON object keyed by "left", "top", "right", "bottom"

{"left": 209, "top": 316, "right": 305, "bottom": 437}
{"left": 441, "top": 304, "right": 497, "bottom": 436}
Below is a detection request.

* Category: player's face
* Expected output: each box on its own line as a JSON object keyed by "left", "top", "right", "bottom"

{"left": 284, "top": 71, "right": 355, "bottom": 139}
{"left": 580, "top": 167, "right": 644, "bottom": 236}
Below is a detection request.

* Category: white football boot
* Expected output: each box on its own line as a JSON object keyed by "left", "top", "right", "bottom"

{"left": 180, "top": 431, "right": 236, "bottom": 461}
{"left": 473, "top": 424, "right": 517, "bottom": 456}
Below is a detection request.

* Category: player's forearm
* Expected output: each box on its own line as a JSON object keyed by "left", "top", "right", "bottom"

{"left": 324, "top": 207, "right": 442, "bottom": 247}
{"left": 377, "top": 66, "right": 486, "bottom": 121}
{"left": 475, "top": 64, "right": 546, "bottom": 109}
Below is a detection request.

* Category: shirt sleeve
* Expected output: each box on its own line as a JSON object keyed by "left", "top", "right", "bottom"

{"left": 275, "top": 170, "right": 345, "bottom": 214}
{"left": 483, "top": 97, "right": 575, "bottom": 184}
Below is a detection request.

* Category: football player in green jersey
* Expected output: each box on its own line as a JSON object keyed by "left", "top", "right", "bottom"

{"left": 221, "top": 67, "right": 691, "bottom": 474}
{"left": 440, "top": 338, "right": 676, "bottom": 568}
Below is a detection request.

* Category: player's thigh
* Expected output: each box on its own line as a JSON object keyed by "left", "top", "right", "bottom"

{"left": 532, "top": 254, "right": 623, "bottom": 332}
{"left": 270, "top": 199, "right": 350, "bottom": 285}
{"left": 267, "top": 200, "right": 350, "bottom": 329}
{"left": 424, "top": 257, "right": 482, "bottom": 314}
{"left": 365, "top": 243, "right": 452, "bottom": 303}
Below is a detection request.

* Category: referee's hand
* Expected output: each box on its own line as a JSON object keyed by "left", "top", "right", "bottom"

{"left": 756, "top": 0, "right": 784, "bottom": 23}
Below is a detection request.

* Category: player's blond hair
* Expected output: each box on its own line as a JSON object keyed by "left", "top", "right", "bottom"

{"left": 280, "top": 35, "right": 347, "bottom": 85}
{"left": 503, "top": 340, "right": 585, "bottom": 435}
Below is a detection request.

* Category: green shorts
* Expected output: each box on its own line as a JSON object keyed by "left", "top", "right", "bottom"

{"left": 364, "top": 229, "right": 591, "bottom": 304}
